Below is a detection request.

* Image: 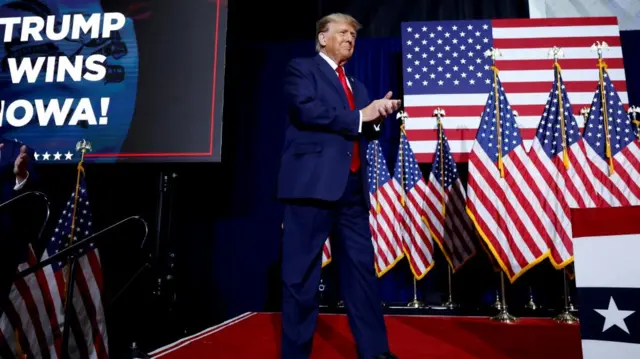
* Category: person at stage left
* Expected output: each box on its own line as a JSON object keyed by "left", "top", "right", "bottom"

{"left": 277, "top": 13, "right": 401, "bottom": 359}
{"left": 0, "top": 138, "right": 36, "bottom": 301}
{"left": 0, "top": 138, "right": 32, "bottom": 202}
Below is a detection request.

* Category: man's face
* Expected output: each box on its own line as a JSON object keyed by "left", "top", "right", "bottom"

{"left": 320, "top": 21, "right": 356, "bottom": 64}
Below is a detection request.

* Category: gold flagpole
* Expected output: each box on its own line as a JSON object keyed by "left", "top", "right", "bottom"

{"left": 592, "top": 41, "right": 615, "bottom": 175}
{"left": 483, "top": 47, "right": 517, "bottom": 323}
{"left": 397, "top": 110, "right": 425, "bottom": 310}
{"left": 433, "top": 107, "right": 458, "bottom": 310}
{"left": 486, "top": 47, "right": 505, "bottom": 178}
{"left": 59, "top": 140, "right": 92, "bottom": 358}
{"left": 549, "top": 46, "right": 570, "bottom": 170}
{"left": 62, "top": 140, "right": 91, "bottom": 308}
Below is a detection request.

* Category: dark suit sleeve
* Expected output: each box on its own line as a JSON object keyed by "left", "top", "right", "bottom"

{"left": 2, "top": 145, "right": 38, "bottom": 199}
{"left": 0, "top": 147, "right": 40, "bottom": 286}
{"left": 0, "top": 165, "right": 14, "bottom": 203}
{"left": 284, "top": 59, "right": 360, "bottom": 136}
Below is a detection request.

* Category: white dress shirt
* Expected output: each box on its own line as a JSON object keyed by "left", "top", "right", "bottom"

{"left": 318, "top": 52, "right": 380, "bottom": 132}
{"left": 14, "top": 173, "right": 28, "bottom": 191}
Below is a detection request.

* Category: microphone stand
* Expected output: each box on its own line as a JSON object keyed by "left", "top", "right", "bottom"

{"left": 15, "top": 216, "right": 148, "bottom": 359}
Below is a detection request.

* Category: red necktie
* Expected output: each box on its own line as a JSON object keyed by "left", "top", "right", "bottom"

{"left": 336, "top": 66, "right": 360, "bottom": 172}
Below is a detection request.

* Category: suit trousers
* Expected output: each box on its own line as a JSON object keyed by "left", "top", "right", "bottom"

{"left": 281, "top": 170, "right": 389, "bottom": 359}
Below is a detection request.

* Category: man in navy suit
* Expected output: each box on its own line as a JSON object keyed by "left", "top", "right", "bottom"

{"left": 0, "top": 138, "right": 36, "bottom": 308}
{"left": 0, "top": 139, "right": 32, "bottom": 201}
{"left": 277, "top": 13, "right": 401, "bottom": 359}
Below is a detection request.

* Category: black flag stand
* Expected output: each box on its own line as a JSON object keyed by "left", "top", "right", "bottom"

{"left": 0, "top": 191, "right": 51, "bottom": 333}
{"left": 15, "top": 215, "right": 149, "bottom": 359}
{"left": 0, "top": 191, "right": 51, "bottom": 244}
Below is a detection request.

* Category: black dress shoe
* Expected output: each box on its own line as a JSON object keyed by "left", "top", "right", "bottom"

{"left": 371, "top": 352, "right": 399, "bottom": 359}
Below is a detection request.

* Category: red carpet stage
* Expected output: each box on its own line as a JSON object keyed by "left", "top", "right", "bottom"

{"left": 148, "top": 312, "right": 583, "bottom": 358}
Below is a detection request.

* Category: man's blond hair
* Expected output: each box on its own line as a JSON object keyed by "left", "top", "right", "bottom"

{"left": 315, "top": 13, "right": 361, "bottom": 52}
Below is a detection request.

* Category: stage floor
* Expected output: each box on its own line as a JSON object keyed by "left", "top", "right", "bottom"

{"left": 148, "top": 312, "right": 583, "bottom": 358}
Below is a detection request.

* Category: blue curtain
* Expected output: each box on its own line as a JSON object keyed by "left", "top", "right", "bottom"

{"left": 621, "top": 30, "right": 640, "bottom": 105}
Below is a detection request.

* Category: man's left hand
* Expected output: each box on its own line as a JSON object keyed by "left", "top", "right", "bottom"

{"left": 13, "top": 145, "right": 29, "bottom": 182}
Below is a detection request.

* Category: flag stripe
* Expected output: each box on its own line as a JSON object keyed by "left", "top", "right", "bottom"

{"left": 494, "top": 59, "right": 625, "bottom": 72}
{"left": 492, "top": 16, "right": 619, "bottom": 28}
{"left": 493, "top": 36, "right": 621, "bottom": 48}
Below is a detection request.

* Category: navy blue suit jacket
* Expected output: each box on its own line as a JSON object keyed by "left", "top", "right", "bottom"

{"left": 277, "top": 54, "right": 380, "bottom": 204}
{"left": 0, "top": 139, "right": 37, "bottom": 305}
{"left": 0, "top": 138, "right": 36, "bottom": 204}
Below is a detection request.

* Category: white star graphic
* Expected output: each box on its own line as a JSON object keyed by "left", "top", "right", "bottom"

{"left": 42, "top": 152, "right": 51, "bottom": 160}
{"left": 65, "top": 151, "right": 73, "bottom": 160}
{"left": 54, "top": 152, "right": 62, "bottom": 160}
{"left": 34, "top": 152, "right": 40, "bottom": 161}
{"left": 594, "top": 297, "right": 635, "bottom": 334}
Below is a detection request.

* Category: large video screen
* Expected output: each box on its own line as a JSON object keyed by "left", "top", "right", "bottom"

{"left": 0, "top": 0, "right": 227, "bottom": 163}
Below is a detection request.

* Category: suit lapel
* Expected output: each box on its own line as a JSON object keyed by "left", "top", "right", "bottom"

{"left": 314, "top": 55, "right": 349, "bottom": 109}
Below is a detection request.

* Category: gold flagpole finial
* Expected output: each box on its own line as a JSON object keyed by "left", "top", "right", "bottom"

{"left": 432, "top": 107, "right": 446, "bottom": 119}
{"left": 580, "top": 107, "right": 590, "bottom": 122}
{"left": 548, "top": 46, "right": 564, "bottom": 63}
{"left": 484, "top": 47, "right": 502, "bottom": 63}
{"left": 75, "top": 139, "right": 92, "bottom": 152}
{"left": 396, "top": 110, "right": 409, "bottom": 123}
{"left": 591, "top": 41, "right": 609, "bottom": 59}
{"left": 75, "top": 140, "right": 92, "bottom": 172}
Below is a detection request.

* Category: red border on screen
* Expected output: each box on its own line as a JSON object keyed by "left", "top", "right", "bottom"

{"left": 86, "top": 0, "right": 221, "bottom": 160}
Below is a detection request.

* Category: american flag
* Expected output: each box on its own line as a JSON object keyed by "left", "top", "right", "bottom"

{"left": 465, "top": 70, "right": 551, "bottom": 283}
{"left": 0, "top": 175, "right": 109, "bottom": 358}
{"left": 400, "top": 17, "right": 629, "bottom": 163}
{"left": 391, "top": 128, "right": 435, "bottom": 279}
{"left": 582, "top": 64, "right": 640, "bottom": 206}
{"left": 423, "top": 121, "right": 476, "bottom": 271}
{"left": 526, "top": 63, "right": 601, "bottom": 269}
{"left": 321, "top": 239, "right": 331, "bottom": 268}
{"left": 366, "top": 140, "right": 404, "bottom": 276}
